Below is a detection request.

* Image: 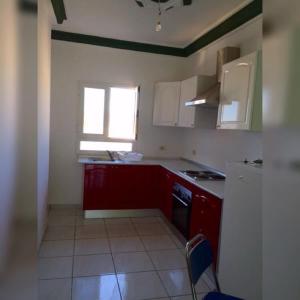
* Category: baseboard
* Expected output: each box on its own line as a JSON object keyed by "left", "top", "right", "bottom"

{"left": 84, "top": 209, "right": 162, "bottom": 219}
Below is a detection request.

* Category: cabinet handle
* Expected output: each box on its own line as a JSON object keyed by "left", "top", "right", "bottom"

{"left": 200, "top": 195, "right": 207, "bottom": 202}
{"left": 174, "top": 122, "right": 177, "bottom": 126}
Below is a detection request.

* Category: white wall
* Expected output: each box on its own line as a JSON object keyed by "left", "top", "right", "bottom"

{"left": 0, "top": 0, "right": 19, "bottom": 271}
{"left": 37, "top": 0, "right": 52, "bottom": 245}
{"left": 49, "top": 42, "right": 185, "bottom": 204}
{"left": 182, "top": 17, "right": 263, "bottom": 171}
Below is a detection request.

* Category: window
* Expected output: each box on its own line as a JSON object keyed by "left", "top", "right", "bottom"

{"left": 83, "top": 88, "right": 105, "bottom": 134}
{"left": 79, "top": 83, "right": 139, "bottom": 153}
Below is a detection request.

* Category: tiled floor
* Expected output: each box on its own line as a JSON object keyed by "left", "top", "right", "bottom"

{"left": 38, "top": 206, "right": 212, "bottom": 300}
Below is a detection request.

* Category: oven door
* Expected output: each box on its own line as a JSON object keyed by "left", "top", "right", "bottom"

{"left": 171, "top": 193, "right": 191, "bottom": 239}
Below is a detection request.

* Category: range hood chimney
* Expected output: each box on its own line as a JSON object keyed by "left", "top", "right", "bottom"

{"left": 185, "top": 47, "right": 240, "bottom": 107}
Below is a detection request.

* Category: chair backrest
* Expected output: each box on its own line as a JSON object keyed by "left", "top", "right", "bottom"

{"left": 186, "top": 234, "right": 213, "bottom": 285}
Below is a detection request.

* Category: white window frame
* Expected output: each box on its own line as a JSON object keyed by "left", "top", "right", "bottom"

{"left": 77, "top": 81, "right": 139, "bottom": 155}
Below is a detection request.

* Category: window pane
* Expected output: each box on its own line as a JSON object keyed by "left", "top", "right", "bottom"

{"left": 83, "top": 88, "right": 105, "bottom": 134}
{"left": 108, "top": 87, "right": 138, "bottom": 140}
{"left": 80, "top": 141, "right": 132, "bottom": 151}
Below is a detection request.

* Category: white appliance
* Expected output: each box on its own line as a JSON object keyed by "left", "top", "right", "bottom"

{"left": 218, "top": 162, "right": 262, "bottom": 300}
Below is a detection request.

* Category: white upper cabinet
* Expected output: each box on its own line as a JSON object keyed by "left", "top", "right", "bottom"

{"left": 217, "top": 51, "right": 261, "bottom": 130}
{"left": 153, "top": 75, "right": 216, "bottom": 128}
{"left": 153, "top": 82, "right": 181, "bottom": 126}
{"left": 178, "top": 77, "right": 197, "bottom": 128}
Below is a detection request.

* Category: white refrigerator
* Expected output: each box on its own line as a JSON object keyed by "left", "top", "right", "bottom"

{"left": 218, "top": 162, "right": 262, "bottom": 300}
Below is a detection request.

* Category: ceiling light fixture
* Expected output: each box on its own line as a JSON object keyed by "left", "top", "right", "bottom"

{"left": 155, "top": 0, "right": 162, "bottom": 32}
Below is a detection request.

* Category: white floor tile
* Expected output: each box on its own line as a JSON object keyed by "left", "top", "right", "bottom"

{"left": 117, "top": 271, "right": 168, "bottom": 300}
{"left": 39, "top": 257, "right": 73, "bottom": 279}
{"left": 75, "top": 238, "right": 110, "bottom": 255}
{"left": 73, "top": 254, "right": 115, "bottom": 277}
{"left": 38, "top": 278, "right": 72, "bottom": 300}
{"left": 39, "top": 240, "right": 74, "bottom": 257}
{"left": 43, "top": 226, "right": 75, "bottom": 241}
{"left": 75, "top": 224, "right": 107, "bottom": 239}
{"left": 171, "top": 295, "right": 193, "bottom": 300}
{"left": 104, "top": 218, "right": 132, "bottom": 225}
{"left": 47, "top": 215, "right": 76, "bottom": 226}
{"left": 106, "top": 223, "right": 137, "bottom": 237}
{"left": 131, "top": 217, "right": 163, "bottom": 224}
{"left": 149, "top": 249, "right": 187, "bottom": 270}
{"left": 158, "top": 269, "right": 192, "bottom": 297}
{"left": 171, "top": 295, "right": 207, "bottom": 300}
{"left": 48, "top": 208, "right": 77, "bottom": 216}
{"left": 113, "top": 252, "right": 154, "bottom": 273}
{"left": 134, "top": 223, "right": 169, "bottom": 236}
{"left": 141, "top": 235, "right": 177, "bottom": 250}
{"left": 76, "top": 216, "right": 105, "bottom": 226}
{"left": 72, "top": 275, "right": 121, "bottom": 300}
{"left": 171, "top": 296, "right": 193, "bottom": 300}
{"left": 109, "top": 236, "right": 145, "bottom": 253}
{"left": 171, "top": 235, "right": 186, "bottom": 249}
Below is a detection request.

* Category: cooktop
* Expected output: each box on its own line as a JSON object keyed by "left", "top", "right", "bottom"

{"left": 180, "top": 170, "right": 225, "bottom": 181}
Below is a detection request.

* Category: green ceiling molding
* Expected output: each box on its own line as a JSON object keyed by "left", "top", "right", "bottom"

{"left": 51, "top": 0, "right": 67, "bottom": 24}
{"left": 51, "top": 0, "right": 262, "bottom": 57}
{"left": 51, "top": 30, "right": 186, "bottom": 57}
{"left": 185, "top": 0, "right": 262, "bottom": 56}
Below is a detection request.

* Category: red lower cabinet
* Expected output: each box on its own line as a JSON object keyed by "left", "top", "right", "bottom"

{"left": 159, "top": 169, "right": 175, "bottom": 221}
{"left": 190, "top": 188, "right": 222, "bottom": 267}
{"left": 83, "top": 164, "right": 161, "bottom": 210}
{"left": 83, "top": 163, "right": 222, "bottom": 266}
{"left": 83, "top": 164, "right": 112, "bottom": 210}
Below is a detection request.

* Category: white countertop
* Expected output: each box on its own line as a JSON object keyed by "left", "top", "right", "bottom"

{"left": 78, "top": 157, "right": 225, "bottom": 199}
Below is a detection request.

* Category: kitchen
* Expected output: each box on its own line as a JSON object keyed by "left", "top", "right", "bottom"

{"left": 43, "top": 0, "right": 262, "bottom": 299}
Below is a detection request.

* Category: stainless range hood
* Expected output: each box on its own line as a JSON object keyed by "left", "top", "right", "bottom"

{"left": 185, "top": 47, "right": 240, "bottom": 107}
{"left": 185, "top": 83, "right": 221, "bottom": 107}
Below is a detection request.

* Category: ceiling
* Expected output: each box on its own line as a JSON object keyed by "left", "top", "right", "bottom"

{"left": 53, "top": 0, "right": 253, "bottom": 48}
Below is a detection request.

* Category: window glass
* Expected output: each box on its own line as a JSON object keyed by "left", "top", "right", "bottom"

{"left": 108, "top": 87, "right": 138, "bottom": 140}
{"left": 83, "top": 88, "right": 105, "bottom": 134}
{"left": 80, "top": 141, "right": 132, "bottom": 151}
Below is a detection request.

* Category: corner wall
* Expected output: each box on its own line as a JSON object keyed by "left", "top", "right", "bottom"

{"left": 37, "top": 0, "right": 52, "bottom": 245}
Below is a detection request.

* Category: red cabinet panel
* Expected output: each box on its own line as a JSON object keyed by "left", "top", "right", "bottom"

{"left": 84, "top": 163, "right": 222, "bottom": 266}
{"left": 84, "top": 164, "right": 161, "bottom": 210}
{"left": 83, "top": 164, "right": 112, "bottom": 210}
{"left": 190, "top": 188, "right": 222, "bottom": 266}
{"left": 159, "top": 169, "right": 175, "bottom": 220}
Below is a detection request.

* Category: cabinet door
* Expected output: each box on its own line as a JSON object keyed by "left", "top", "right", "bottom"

{"left": 159, "top": 169, "right": 175, "bottom": 220}
{"left": 217, "top": 52, "right": 257, "bottom": 130}
{"left": 153, "top": 82, "right": 181, "bottom": 126}
{"left": 178, "top": 77, "right": 196, "bottom": 127}
{"left": 190, "top": 189, "right": 222, "bottom": 267}
{"left": 83, "top": 164, "right": 111, "bottom": 210}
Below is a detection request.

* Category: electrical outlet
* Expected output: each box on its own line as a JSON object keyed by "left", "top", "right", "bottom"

{"left": 192, "top": 149, "right": 196, "bottom": 156}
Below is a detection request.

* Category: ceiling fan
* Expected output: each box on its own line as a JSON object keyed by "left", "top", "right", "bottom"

{"left": 135, "top": 0, "right": 193, "bottom": 31}
{"left": 135, "top": 0, "right": 193, "bottom": 12}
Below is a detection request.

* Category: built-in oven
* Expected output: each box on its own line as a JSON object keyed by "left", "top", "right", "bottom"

{"left": 171, "top": 182, "right": 192, "bottom": 239}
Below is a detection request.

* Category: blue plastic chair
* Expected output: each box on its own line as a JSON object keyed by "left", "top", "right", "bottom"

{"left": 186, "top": 234, "right": 243, "bottom": 300}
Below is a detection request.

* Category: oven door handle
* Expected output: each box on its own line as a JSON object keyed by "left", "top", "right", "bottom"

{"left": 172, "top": 193, "right": 189, "bottom": 207}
